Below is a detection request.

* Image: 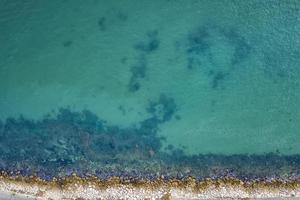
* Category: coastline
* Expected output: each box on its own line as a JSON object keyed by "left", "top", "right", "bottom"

{"left": 0, "top": 173, "right": 299, "bottom": 199}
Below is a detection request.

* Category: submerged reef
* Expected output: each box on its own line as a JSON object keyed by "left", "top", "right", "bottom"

{"left": 0, "top": 103, "right": 300, "bottom": 182}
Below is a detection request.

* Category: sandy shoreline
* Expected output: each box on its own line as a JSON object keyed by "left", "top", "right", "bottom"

{"left": 0, "top": 174, "right": 300, "bottom": 199}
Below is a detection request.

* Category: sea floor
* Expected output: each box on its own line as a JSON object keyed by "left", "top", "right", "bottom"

{"left": 0, "top": 0, "right": 300, "bottom": 198}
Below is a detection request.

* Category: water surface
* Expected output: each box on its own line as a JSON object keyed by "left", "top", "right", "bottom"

{"left": 0, "top": 0, "right": 300, "bottom": 180}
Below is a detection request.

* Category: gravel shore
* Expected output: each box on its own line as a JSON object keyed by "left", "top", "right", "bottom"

{"left": 0, "top": 175, "right": 299, "bottom": 199}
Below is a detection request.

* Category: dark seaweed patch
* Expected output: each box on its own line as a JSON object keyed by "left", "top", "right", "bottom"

{"left": 120, "top": 57, "right": 128, "bottom": 64}
{"left": 186, "top": 25, "right": 251, "bottom": 67}
{"left": 0, "top": 120, "right": 3, "bottom": 135}
{"left": 128, "top": 30, "right": 160, "bottom": 92}
{"left": 211, "top": 71, "right": 228, "bottom": 89}
{"left": 62, "top": 40, "right": 73, "bottom": 47}
{"left": 147, "top": 94, "right": 177, "bottom": 122}
{"left": 128, "top": 81, "right": 141, "bottom": 92}
{"left": 118, "top": 105, "right": 126, "bottom": 115}
{"left": 185, "top": 27, "right": 210, "bottom": 70}
{"left": 134, "top": 30, "right": 160, "bottom": 54}
{"left": 232, "top": 40, "right": 251, "bottom": 65}
{"left": 128, "top": 55, "right": 147, "bottom": 92}
{"left": 116, "top": 11, "right": 128, "bottom": 22}
{"left": 221, "top": 28, "right": 252, "bottom": 65}
{"left": 166, "top": 144, "right": 174, "bottom": 150}
{"left": 187, "top": 27, "right": 210, "bottom": 55}
{"left": 0, "top": 107, "right": 166, "bottom": 172}
{"left": 130, "top": 55, "right": 147, "bottom": 79}
{"left": 175, "top": 115, "right": 181, "bottom": 120}
{"left": 98, "top": 17, "right": 107, "bottom": 31}
{"left": 187, "top": 57, "right": 202, "bottom": 70}
{"left": 139, "top": 117, "right": 160, "bottom": 136}
{"left": 0, "top": 105, "right": 299, "bottom": 180}
{"left": 184, "top": 24, "right": 252, "bottom": 89}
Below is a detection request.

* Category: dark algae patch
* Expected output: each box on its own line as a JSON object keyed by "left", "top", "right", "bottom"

{"left": 62, "top": 40, "right": 73, "bottom": 47}
{"left": 98, "top": 17, "right": 107, "bottom": 31}
{"left": 183, "top": 24, "right": 252, "bottom": 89}
{"left": 128, "top": 55, "right": 147, "bottom": 92}
{"left": 147, "top": 94, "right": 178, "bottom": 123}
{"left": 210, "top": 71, "right": 229, "bottom": 89}
{"left": 134, "top": 30, "right": 160, "bottom": 54}
{"left": 0, "top": 107, "right": 300, "bottom": 181}
{"left": 128, "top": 30, "right": 160, "bottom": 92}
{"left": 220, "top": 28, "right": 252, "bottom": 66}
{"left": 116, "top": 11, "right": 128, "bottom": 22}
{"left": 186, "top": 26, "right": 210, "bottom": 62}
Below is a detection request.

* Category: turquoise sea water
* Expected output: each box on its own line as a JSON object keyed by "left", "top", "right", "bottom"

{"left": 0, "top": 0, "right": 300, "bottom": 179}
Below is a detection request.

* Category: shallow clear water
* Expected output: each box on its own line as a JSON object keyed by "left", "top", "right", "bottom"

{"left": 0, "top": 0, "right": 299, "bottom": 180}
